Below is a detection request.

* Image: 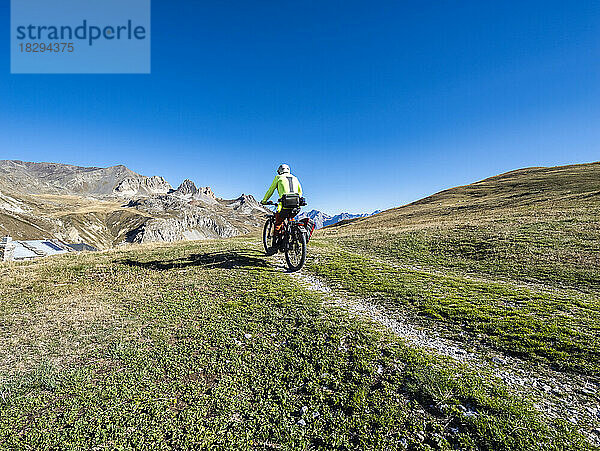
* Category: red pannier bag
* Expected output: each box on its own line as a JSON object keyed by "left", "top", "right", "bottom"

{"left": 299, "top": 218, "right": 316, "bottom": 242}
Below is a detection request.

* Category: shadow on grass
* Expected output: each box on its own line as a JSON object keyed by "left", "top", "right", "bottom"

{"left": 120, "top": 250, "right": 273, "bottom": 271}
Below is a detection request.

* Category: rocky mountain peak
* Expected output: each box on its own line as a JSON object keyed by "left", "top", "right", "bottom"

{"left": 198, "top": 186, "right": 216, "bottom": 199}
{"left": 173, "top": 180, "right": 216, "bottom": 201}
{"left": 113, "top": 175, "right": 172, "bottom": 197}
{"left": 235, "top": 194, "right": 261, "bottom": 206}
{"left": 175, "top": 179, "right": 198, "bottom": 196}
{"left": 226, "top": 194, "right": 268, "bottom": 214}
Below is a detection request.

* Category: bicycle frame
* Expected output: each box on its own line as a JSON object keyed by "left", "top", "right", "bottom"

{"left": 263, "top": 201, "right": 307, "bottom": 271}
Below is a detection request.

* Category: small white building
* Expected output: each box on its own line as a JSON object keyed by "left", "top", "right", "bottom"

{"left": 0, "top": 236, "right": 15, "bottom": 262}
{"left": 0, "top": 236, "right": 97, "bottom": 262}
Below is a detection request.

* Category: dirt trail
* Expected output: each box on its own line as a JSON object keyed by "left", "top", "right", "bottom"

{"left": 272, "top": 255, "right": 600, "bottom": 446}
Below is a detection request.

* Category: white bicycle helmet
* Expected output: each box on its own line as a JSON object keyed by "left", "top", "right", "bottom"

{"left": 277, "top": 164, "right": 290, "bottom": 175}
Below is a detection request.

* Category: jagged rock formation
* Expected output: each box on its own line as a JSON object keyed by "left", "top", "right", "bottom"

{"left": 224, "top": 194, "right": 266, "bottom": 215}
{"left": 113, "top": 176, "right": 172, "bottom": 197}
{"left": 125, "top": 193, "right": 264, "bottom": 243}
{"left": 198, "top": 187, "right": 216, "bottom": 199}
{"left": 172, "top": 180, "right": 217, "bottom": 204}
{"left": 127, "top": 214, "right": 240, "bottom": 243}
{"left": 174, "top": 179, "right": 198, "bottom": 196}
{"left": 0, "top": 160, "right": 269, "bottom": 249}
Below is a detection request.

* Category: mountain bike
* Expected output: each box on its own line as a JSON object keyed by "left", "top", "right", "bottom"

{"left": 263, "top": 198, "right": 308, "bottom": 272}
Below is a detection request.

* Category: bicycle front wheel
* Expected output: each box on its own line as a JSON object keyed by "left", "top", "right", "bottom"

{"left": 285, "top": 228, "right": 306, "bottom": 272}
{"left": 263, "top": 217, "right": 277, "bottom": 256}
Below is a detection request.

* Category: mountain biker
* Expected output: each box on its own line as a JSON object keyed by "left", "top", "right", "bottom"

{"left": 261, "top": 164, "right": 303, "bottom": 242}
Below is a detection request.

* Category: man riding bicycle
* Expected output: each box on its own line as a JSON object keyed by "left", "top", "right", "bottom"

{"left": 261, "top": 164, "right": 303, "bottom": 243}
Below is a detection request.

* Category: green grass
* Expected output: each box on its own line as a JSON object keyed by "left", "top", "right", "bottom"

{"left": 311, "top": 188, "right": 600, "bottom": 378}
{"left": 306, "top": 241, "right": 600, "bottom": 375}
{"left": 322, "top": 212, "right": 600, "bottom": 293}
{"left": 0, "top": 240, "right": 589, "bottom": 449}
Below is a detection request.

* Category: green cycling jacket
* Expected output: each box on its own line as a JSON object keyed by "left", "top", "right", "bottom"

{"left": 262, "top": 173, "right": 303, "bottom": 211}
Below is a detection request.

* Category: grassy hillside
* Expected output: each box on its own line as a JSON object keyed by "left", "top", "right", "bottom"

{"left": 321, "top": 162, "right": 600, "bottom": 290}
{"left": 332, "top": 162, "right": 600, "bottom": 230}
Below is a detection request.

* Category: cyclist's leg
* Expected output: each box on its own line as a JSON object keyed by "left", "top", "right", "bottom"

{"left": 275, "top": 209, "right": 295, "bottom": 248}
{"left": 273, "top": 208, "right": 287, "bottom": 248}
{"left": 274, "top": 212, "right": 285, "bottom": 236}
{"left": 274, "top": 206, "right": 293, "bottom": 236}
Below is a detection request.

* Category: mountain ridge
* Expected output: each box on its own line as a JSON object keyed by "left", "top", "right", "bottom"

{"left": 297, "top": 209, "right": 381, "bottom": 229}
{"left": 0, "top": 160, "right": 269, "bottom": 249}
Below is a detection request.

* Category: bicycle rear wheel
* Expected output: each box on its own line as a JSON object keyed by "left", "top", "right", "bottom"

{"left": 263, "top": 217, "right": 277, "bottom": 256}
{"left": 285, "top": 227, "right": 306, "bottom": 272}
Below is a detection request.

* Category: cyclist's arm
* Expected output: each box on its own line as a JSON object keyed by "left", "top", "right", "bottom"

{"left": 261, "top": 176, "right": 278, "bottom": 204}
{"left": 298, "top": 180, "right": 303, "bottom": 196}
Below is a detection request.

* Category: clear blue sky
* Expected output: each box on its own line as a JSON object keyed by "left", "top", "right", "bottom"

{"left": 1, "top": 1, "right": 599, "bottom": 215}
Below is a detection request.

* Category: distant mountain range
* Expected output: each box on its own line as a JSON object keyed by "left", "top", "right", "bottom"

{"left": 297, "top": 209, "right": 382, "bottom": 229}
{"left": 0, "top": 160, "right": 269, "bottom": 249}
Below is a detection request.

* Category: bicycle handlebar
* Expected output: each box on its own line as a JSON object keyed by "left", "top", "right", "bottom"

{"left": 263, "top": 201, "right": 277, "bottom": 206}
